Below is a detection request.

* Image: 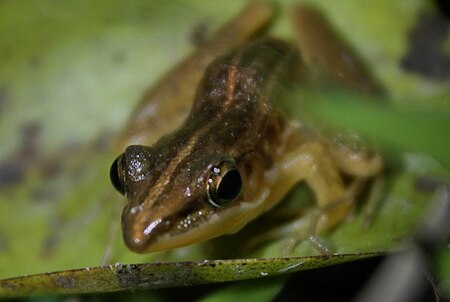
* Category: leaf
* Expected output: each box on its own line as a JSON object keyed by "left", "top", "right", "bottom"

{"left": 0, "top": 253, "right": 381, "bottom": 297}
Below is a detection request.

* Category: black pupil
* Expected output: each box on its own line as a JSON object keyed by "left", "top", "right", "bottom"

{"left": 217, "top": 169, "right": 242, "bottom": 201}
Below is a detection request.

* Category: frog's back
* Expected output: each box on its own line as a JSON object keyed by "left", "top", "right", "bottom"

{"left": 186, "top": 38, "right": 301, "bottom": 159}
{"left": 191, "top": 38, "right": 300, "bottom": 118}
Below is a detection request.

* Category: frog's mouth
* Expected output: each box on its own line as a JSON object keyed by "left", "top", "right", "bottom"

{"left": 121, "top": 188, "right": 271, "bottom": 254}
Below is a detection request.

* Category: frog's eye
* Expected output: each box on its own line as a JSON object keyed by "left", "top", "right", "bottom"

{"left": 110, "top": 154, "right": 126, "bottom": 195}
{"left": 206, "top": 159, "right": 242, "bottom": 207}
{"left": 110, "top": 145, "right": 154, "bottom": 196}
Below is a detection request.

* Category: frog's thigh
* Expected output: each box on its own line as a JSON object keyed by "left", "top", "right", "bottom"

{"left": 280, "top": 141, "right": 351, "bottom": 232}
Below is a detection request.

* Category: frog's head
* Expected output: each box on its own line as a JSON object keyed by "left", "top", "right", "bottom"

{"left": 110, "top": 139, "right": 263, "bottom": 253}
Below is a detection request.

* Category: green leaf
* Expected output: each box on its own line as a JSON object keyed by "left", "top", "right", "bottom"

{"left": 0, "top": 254, "right": 381, "bottom": 297}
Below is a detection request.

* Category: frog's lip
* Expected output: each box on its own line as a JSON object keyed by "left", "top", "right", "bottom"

{"left": 121, "top": 198, "right": 268, "bottom": 254}
{"left": 121, "top": 207, "right": 216, "bottom": 254}
{"left": 121, "top": 216, "right": 219, "bottom": 254}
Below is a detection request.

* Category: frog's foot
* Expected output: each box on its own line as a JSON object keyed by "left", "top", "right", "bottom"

{"left": 279, "top": 209, "right": 333, "bottom": 255}
{"left": 250, "top": 204, "right": 338, "bottom": 255}
{"left": 281, "top": 177, "right": 367, "bottom": 254}
{"left": 306, "top": 235, "right": 331, "bottom": 254}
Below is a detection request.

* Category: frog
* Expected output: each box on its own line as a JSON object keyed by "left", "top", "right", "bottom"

{"left": 109, "top": 2, "right": 383, "bottom": 254}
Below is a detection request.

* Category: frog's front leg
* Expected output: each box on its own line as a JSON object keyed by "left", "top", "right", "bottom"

{"left": 267, "top": 128, "right": 382, "bottom": 254}
{"left": 248, "top": 135, "right": 375, "bottom": 253}
{"left": 280, "top": 141, "right": 353, "bottom": 235}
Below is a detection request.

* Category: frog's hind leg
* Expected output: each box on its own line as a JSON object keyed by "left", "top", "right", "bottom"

{"left": 290, "top": 4, "right": 384, "bottom": 94}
